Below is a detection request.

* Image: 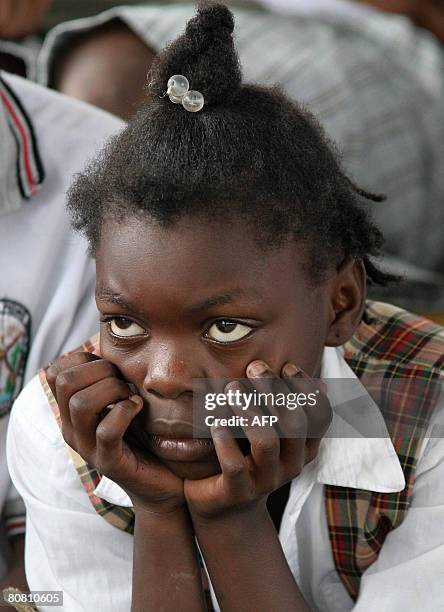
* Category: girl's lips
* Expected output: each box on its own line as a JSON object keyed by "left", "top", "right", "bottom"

{"left": 147, "top": 434, "right": 215, "bottom": 462}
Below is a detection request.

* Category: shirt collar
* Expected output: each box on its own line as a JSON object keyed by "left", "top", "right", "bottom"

{"left": 0, "top": 73, "right": 44, "bottom": 215}
{"left": 316, "top": 346, "right": 405, "bottom": 493}
{"left": 94, "top": 346, "right": 405, "bottom": 507}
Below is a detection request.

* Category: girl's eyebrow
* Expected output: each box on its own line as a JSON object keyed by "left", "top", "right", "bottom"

{"left": 96, "top": 287, "right": 263, "bottom": 313}
{"left": 188, "top": 288, "right": 263, "bottom": 313}
{"left": 96, "top": 289, "right": 134, "bottom": 311}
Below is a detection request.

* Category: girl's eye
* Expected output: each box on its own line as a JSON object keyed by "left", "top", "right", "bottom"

{"left": 206, "top": 320, "right": 253, "bottom": 343}
{"left": 109, "top": 318, "right": 145, "bottom": 338}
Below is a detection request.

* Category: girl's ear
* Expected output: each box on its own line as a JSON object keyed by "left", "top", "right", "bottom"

{"left": 325, "top": 256, "right": 366, "bottom": 347}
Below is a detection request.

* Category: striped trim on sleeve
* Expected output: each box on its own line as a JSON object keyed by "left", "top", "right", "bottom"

{"left": 2, "top": 496, "right": 26, "bottom": 539}
{"left": 0, "top": 75, "right": 45, "bottom": 200}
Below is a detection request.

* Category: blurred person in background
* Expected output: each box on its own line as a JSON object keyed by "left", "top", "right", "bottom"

{"left": 0, "top": 0, "right": 151, "bottom": 78}
{"left": 258, "top": 0, "right": 444, "bottom": 43}
{"left": 0, "top": 70, "right": 123, "bottom": 594}
{"left": 36, "top": 2, "right": 444, "bottom": 317}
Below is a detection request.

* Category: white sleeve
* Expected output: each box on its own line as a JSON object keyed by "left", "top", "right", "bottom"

{"left": 353, "top": 401, "right": 444, "bottom": 611}
{"left": 6, "top": 482, "right": 19, "bottom": 502}
{"left": 6, "top": 375, "right": 133, "bottom": 612}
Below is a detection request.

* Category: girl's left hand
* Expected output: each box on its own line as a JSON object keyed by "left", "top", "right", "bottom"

{"left": 184, "top": 360, "right": 332, "bottom": 521}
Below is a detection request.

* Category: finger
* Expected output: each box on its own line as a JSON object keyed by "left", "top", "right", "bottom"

{"left": 46, "top": 352, "right": 101, "bottom": 398}
{"left": 304, "top": 437, "right": 323, "bottom": 465}
{"left": 47, "top": 353, "right": 100, "bottom": 445}
{"left": 51, "top": 356, "right": 119, "bottom": 423}
{"left": 246, "top": 360, "right": 299, "bottom": 438}
{"left": 69, "top": 377, "right": 134, "bottom": 453}
{"left": 211, "top": 425, "right": 251, "bottom": 498}
{"left": 280, "top": 437, "right": 321, "bottom": 482}
{"left": 281, "top": 364, "right": 332, "bottom": 438}
{"left": 246, "top": 360, "right": 291, "bottom": 415}
{"left": 95, "top": 396, "right": 144, "bottom": 471}
{"left": 53, "top": 358, "right": 124, "bottom": 402}
{"left": 48, "top": 354, "right": 115, "bottom": 448}
{"left": 246, "top": 360, "right": 288, "bottom": 397}
{"left": 242, "top": 370, "right": 305, "bottom": 486}
{"left": 279, "top": 438, "right": 308, "bottom": 479}
{"left": 226, "top": 380, "right": 280, "bottom": 488}
{"left": 279, "top": 364, "right": 330, "bottom": 474}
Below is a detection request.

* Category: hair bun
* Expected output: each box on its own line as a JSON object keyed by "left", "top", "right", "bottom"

{"left": 186, "top": 3, "right": 235, "bottom": 37}
{"left": 149, "top": 2, "right": 242, "bottom": 108}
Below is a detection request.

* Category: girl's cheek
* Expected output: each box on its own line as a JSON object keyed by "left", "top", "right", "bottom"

{"left": 99, "top": 337, "right": 144, "bottom": 383}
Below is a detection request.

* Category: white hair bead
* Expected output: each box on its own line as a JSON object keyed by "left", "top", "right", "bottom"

{"left": 165, "top": 74, "right": 205, "bottom": 112}
{"left": 167, "top": 75, "right": 189, "bottom": 98}
{"left": 169, "top": 94, "right": 184, "bottom": 104}
{"left": 182, "top": 90, "right": 205, "bottom": 113}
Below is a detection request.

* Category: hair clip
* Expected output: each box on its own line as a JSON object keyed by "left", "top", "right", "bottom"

{"left": 167, "top": 75, "right": 205, "bottom": 113}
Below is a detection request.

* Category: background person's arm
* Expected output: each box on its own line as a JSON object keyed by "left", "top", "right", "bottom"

{"left": 0, "top": 490, "right": 27, "bottom": 593}
{"left": 0, "top": 0, "right": 52, "bottom": 39}
{"left": 0, "top": 535, "right": 27, "bottom": 593}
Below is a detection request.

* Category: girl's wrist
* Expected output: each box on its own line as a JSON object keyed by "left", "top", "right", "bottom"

{"left": 134, "top": 503, "right": 195, "bottom": 542}
{"left": 133, "top": 499, "right": 188, "bottom": 522}
{"left": 190, "top": 500, "right": 269, "bottom": 534}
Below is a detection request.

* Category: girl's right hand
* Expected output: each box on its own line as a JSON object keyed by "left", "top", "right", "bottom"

{"left": 46, "top": 352, "right": 185, "bottom": 515}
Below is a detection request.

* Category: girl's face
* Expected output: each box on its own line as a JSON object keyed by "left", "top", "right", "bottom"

{"left": 96, "top": 215, "right": 364, "bottom": 479}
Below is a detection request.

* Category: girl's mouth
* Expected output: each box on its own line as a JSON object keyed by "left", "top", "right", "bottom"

{"left": 147, "top": 434, "right": 216, "bottom": 462}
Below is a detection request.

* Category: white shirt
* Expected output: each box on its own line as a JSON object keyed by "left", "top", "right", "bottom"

{"left": 0, "top": 73, "right": 123, "bottom": 578}
{"left": 7, "top": 347, "right": 444, "bottom": 611}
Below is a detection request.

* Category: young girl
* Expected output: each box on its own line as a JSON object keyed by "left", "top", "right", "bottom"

{"left": 7, "top": 3, "right": 444, "bottom": 611}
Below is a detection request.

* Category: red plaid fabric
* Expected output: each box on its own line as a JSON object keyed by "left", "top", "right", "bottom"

{"left": 40, "top": 301, "right": 444, "bottom": 602}
{"left": 325, "top": 301, "right": 444, "bottom": 600}
{"left": 40, "top": 337, "right": 135, "bottom": 534}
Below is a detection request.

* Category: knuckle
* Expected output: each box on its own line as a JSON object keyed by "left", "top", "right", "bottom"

{"left": 223, "top": 460, "right": 246, "bottom": 479}
{"left": 292, "top": 409, "right": 308, "bottom": 432}
{"left": 68, "top": 392, "right": 87, "bottom": 414}
{"left": 96, "top": 423, "right": 119, "bottom": 446}
{"left": 101, "top": 361, "right": 119, "bottom": 376}
{"left": 55, "top": 371, "right": 73, "bottom": 392}
{"left": 46, "top": 366, "right": 57, "bottom": 385}
{"left": 254, "top": 437, "right": 278, "bottom": 458}
{"left": 114, "top": 399, "right": 134, "bottom": 416}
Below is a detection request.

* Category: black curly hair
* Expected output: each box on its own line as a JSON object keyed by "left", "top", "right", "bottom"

{"left": 67, "top": 1, "right": 393, "bottom": 286}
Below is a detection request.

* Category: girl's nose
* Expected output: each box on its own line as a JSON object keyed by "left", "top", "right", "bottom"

{"left": 142, "top": 342, "right": 194, "bottom": 399}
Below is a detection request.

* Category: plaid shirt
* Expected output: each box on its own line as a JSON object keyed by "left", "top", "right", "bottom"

{"left": 40, "top": 301, "right": 444, "bottom": 600}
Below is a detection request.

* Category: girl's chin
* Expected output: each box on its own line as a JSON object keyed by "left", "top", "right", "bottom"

{"left": 163, "top": 458, "right": 222, "bottom": 480}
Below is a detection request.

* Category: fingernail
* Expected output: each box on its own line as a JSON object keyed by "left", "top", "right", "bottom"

{"left": 130, "top": 395, "right": 143, "bottom": 409}
{"left": 283, "top": 363, "right": 300, "bottom": 377}
{"left": 248, "top": 361, "right": 268, "bottom": 377}
{"left": 211, "top": 424, "right": 230, "bottom": 439}
{"left": 225, "top": 381, "right": 244, "bottom": 393}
